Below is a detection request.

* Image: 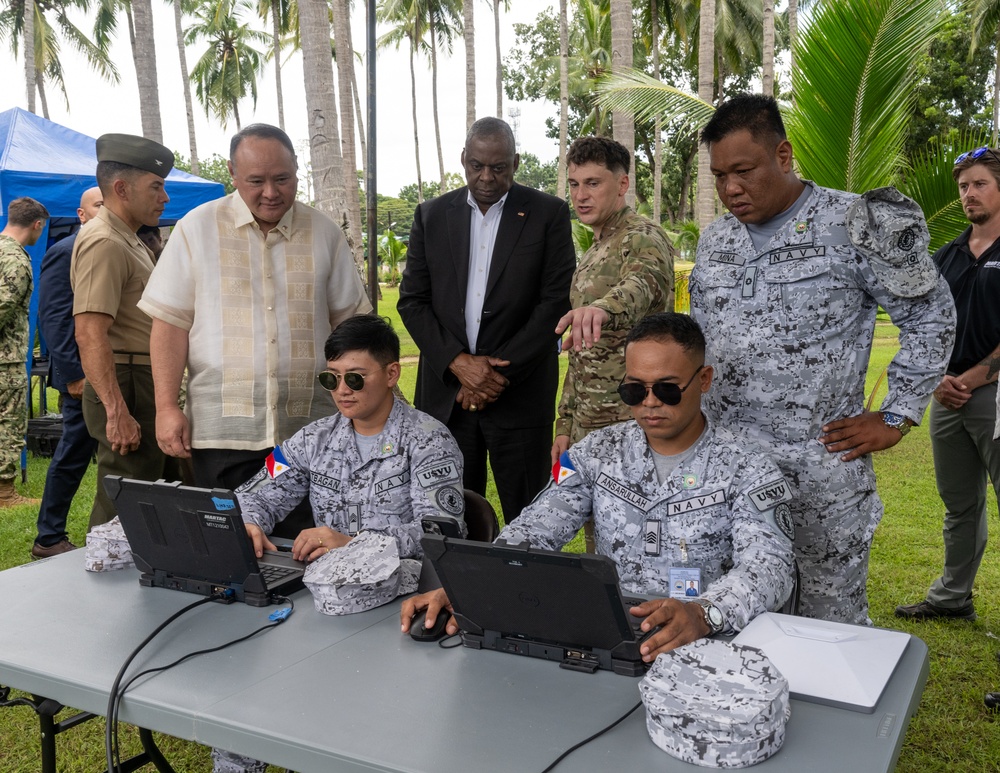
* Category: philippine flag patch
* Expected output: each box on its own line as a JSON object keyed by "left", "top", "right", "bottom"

{"left": 265, "top": 446, "right": 290, "bottom": 478}
{"left": 552, "top": 451, "right": 578, "bottom": 484}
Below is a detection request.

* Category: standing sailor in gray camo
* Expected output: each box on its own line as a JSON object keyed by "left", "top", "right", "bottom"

{"left": 689, "top": 94, "right": 955, "bottom": 624}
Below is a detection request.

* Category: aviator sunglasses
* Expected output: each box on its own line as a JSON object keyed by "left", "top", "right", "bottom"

{"left": 317, "top": 370, "right": 367, "bottom": 392}
{"left": 954, "top": 146, "right": 1000, "bottom": 165}
{"left": 617, "top": 366, "right": 704, "bottom": 407}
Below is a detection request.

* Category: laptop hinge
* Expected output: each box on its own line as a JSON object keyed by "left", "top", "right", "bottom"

{"left": 560, "top": 650, "right": 600, "bottom": 674}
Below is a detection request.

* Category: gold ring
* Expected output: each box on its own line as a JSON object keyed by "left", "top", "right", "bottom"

{"left": 470, "top": 404, "right": 478, "bottom": 412}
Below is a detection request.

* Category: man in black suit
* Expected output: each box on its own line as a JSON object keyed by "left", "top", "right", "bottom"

{"left": 32, "top": 187, "right": 103, "bottom": 559}
{"left": 398, "top": 117, "right": 575, "bottom": 523}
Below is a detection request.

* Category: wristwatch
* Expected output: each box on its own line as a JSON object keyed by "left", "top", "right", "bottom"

{"left": 881, "top": 411, "right": 911, "bottom": 437}
{"left": 692, "top": 598, "right": 725, "bottom": 635}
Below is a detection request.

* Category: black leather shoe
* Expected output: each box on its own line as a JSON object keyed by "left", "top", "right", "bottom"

{"left": 894, "top": 599, "right": 977, "bottom": 621}
{"left": 985, "top": 692, "right": 1000, "bottom": 711}
{"left": 30, "top": 539, "right": 78, "bottom": 560}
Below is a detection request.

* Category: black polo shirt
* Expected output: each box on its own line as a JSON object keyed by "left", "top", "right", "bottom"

{"left": 933, "top": 226, "right": 1000, "bottom": 373}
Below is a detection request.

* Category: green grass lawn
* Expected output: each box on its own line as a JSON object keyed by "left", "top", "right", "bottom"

{"left": 0, "top": 311, "right": 997, "bottom": 770}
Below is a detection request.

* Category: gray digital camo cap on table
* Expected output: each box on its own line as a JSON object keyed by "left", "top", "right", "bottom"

{"left": 639, "top": 638, "right": 790, "bottom": 768}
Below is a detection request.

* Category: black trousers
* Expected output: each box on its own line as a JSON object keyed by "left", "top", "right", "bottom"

{"left": 446, "top": 408, "right": 551, "bottom": 524}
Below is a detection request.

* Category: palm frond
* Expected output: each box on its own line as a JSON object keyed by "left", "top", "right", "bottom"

{"left": 594, "top": 69, "right": 715, "bottom": 133}
{"left": 899, "top": 128, "right": 992, "bottom": 251}
{"left": 786, "top": 0, "right": 945, "bottom": 193}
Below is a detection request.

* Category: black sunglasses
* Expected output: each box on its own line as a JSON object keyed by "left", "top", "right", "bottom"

{"left": 617, "top": 366, "right": 704, "bottom": 407}
{"left": 317, "top": 371, "right": 366, "bottom": 392}
{"left": 954, "top": 146, "right": 1000, "bottom": 166}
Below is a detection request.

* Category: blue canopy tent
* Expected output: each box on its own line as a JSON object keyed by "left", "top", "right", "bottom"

{"left": 0, "top": 106, "right": 225, "bottom": 476}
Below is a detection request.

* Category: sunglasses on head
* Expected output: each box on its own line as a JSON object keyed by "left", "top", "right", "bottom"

{"left": 954, "top": 146, "right": 1000, "bottom": 166}
{"left": 617, "top": 366, "right": 704, "bottom": 407}
{"left": 317, "top": 371, "right": 366, "bottom": 392}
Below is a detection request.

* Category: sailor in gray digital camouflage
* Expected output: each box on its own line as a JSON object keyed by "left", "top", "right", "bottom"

{"left": 0, "top": 197, "right": 48, "bottom": 508}
{"left": 689, "top": 94, "right": 956, "bottom": 625}
{"left": 215, "top": 315, "right": 465, "bottom": 773}
{"left": 401, "top": 313, "right": 794, "bottom": 662}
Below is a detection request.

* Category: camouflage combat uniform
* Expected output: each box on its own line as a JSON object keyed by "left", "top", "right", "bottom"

{"left": 0, "top": 234, "right": 33, "bottom": 480}
{"left": 502, "top": 419, "right": 795, "bottom": 632}
{"left": 556, "top": 207, "right": 676, "bottom": 443}
{"left": 215, "top": 397, "right": 465, "bottom": 773}
{"left": 236, "top": 397, "right": 465, "bottom": 558}
{"left": 690, "top": 182, "right": 956, "bottom": 624}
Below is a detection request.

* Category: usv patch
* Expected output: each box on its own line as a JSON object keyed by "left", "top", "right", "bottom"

{"left": 416, "top": 461, "right": 459, "bottom": 488}
{"left": 748, "top": 479, "right": 793, "bottom": 512}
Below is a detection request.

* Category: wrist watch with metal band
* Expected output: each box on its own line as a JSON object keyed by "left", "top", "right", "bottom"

{"left": 881, "top": 411, "right": 911, "bottom": 436}
{"left": 692, "top": 598, "right": 725, "bottom": 635}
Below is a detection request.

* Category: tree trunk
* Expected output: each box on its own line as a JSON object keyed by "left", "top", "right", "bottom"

{"left": 610, "top": 0, "right": 635, "bottom": 208}
{"left": 272, "top": 3, "right": 285, "bottom": 131}
{"left": 696, "top": 0, "right": 716, "bottom": 228}
{"left": 494, "top": 0, "right": 502, "bottom": 118}
{"left": 557, "top": 0, "right": 569, "bottom": 201}
{"left": 651, "top": 0, "right": 661, "bottom": 225}
{"left": 299, "top": 0, "right": 349, "bottom": 232}
{"left": 409, "top": 38, "right": 424, "bottom": 204}
{"left": 332, "top": 0, "right": 364, "bottom": 257}
{"left": 130, "top": 0, "right": 163, "bottom": 142}
{"left": 24, "top": 0, "right": 35, "bottom": 113}
{"left": 430, "top": 24, "right": 447, "bottom": 195}
{"left": 36, "top": 71, "right": 49, "bottom": 119}
{"left": 788, "top": 0, "right": 797, "bottom": 102}
{"left": 464, "top": 0, "right": 476, "bottom": 130}
{"left": 762, "top": 0, "right": 775, "bottom": 98}
{"left": 234, "top": 101, "right": 241, "bottom": 131}
{"left": 351, "top": 55, "right": 367, "bottom": 180}
{"left": 173, "top": 0, "right": 199, "bottom": 175}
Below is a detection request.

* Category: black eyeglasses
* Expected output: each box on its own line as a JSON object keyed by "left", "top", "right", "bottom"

{"left": 617, "top": 366, "right": 704, "bottom": 407}
{"left": 317, "top": 371, "right": 366, "bottom": 392}
{"left": 954, "top": 146, "right": 1000, "bottom": 166}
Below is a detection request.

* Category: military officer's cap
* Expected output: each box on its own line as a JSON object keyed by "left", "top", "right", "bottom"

{"left": 639, "top": 638, "right": 790, "bottom": 768}
{"left": 846, "top": 186, "right": 938, "bottom": 298}
{"left": 96, "top": 133, "right": 174, "bottom": 178}
{"left": 303, "top": 531, "right": 404, "bottom": 615}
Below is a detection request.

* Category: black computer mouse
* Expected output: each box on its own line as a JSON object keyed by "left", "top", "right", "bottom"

{"left": 408, "top": 609, "right": 449, "bottom": 642}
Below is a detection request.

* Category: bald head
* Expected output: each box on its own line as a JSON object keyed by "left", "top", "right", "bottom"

{"left": 78, "top": 187, "right": 103, "bottom": 224}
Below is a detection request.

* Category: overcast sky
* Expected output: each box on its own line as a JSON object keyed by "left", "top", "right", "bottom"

{"left": 0, "top": 2, "right": 560, "bottom": 197}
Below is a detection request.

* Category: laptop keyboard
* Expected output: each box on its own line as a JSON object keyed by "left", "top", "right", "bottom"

{"left": 260, "top": 563, "right": 299, "bottom": 587}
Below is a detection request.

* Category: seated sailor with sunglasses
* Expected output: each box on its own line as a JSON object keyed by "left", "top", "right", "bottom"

{"left": 402, "top": 313, "right": 794, "bottom": 661}
{"left": 236, "top": 315, "right": 466, "bottom": 564}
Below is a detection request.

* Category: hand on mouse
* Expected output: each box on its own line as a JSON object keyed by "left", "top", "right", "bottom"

{"left": 400, "top": 588, "right": 459, "bottom": 636}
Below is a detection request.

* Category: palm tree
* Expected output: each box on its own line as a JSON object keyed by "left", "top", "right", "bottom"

{"left": 257, "top": 0, "right": 293, "bottom": 131}
{"left": 556, "top": 0, "right": 569, "bottom": 200}
{"left": 610, "top": 0, "right": 635, "bottom": 208}
{"left": 332, "top": 0, "right": 363, "bottom": 254}
{"left": 299, "top": 0, "right": 351, "bottom": 257}
{"left": 172, "top": 0, "right": 199, "bottom": 174}
{"left": 491, "top": 0, "right": 509, "bottom": 118}
{"left": 425, "top": 0, "right": 462, "bottom": 194}
{"left": 696, "top": 0, "right": 715, "bottom": 227}
{"left": 762, "top": 0, "right": 774, "bottom": 96}
{"left": 187, "top": 0, "right": 268, "bottom": 130}
{"left": 967, "top": 0, "right": 1000, "bottom": 145}
{"left": 464, "top": 0, "right": 474, "bottom": 130}
{"left": 131, "top": 0, "right": 164, "bottom": 141}
{"left": 1, "top": 0, "right": 119, "bottom": 119}
{"left": 24, "top": 0, "right": 35, "bottom": 112}
{"left": 377, "top": 0, "right": 427, "bottom": 203}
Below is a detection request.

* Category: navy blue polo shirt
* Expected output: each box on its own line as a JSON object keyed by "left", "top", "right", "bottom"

{"left": 933, "top": 226, "right": 1000, "bottom": 373}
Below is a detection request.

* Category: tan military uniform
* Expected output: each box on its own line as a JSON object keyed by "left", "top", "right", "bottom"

{"left": 556, "top": 207, "right": 675, "bottom": 442}
{"left": 71, "top": 206, "right": 164, "bottom": 527}
{"left": 0, "top": 234, "right": 33, "bottom": 479}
